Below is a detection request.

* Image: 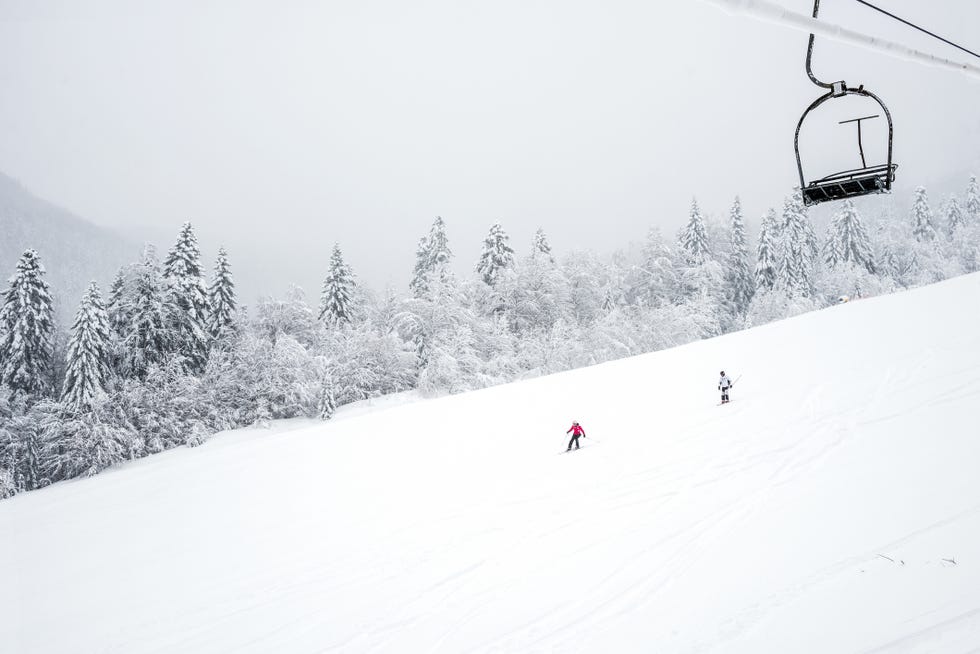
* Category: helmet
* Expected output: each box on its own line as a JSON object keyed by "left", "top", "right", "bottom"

{"left": 573, "top": 420, "right": 579, "bottom": 425}
{"left": 720, "top": 371, "right": 725, "bottom": 376}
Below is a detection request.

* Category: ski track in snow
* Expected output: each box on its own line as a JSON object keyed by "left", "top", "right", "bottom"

{"left": 2, "top": 274, "right": 980, "bottom": 653}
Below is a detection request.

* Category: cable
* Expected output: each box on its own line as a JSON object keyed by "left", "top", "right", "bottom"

{"left": 853, "top": 0, "right": 980, "bottom": 60}
{"left": 697, "top": 0, "right": 980, "bottom": 80}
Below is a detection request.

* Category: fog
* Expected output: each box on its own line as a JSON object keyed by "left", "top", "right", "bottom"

{"left": 1, "top": 0, "right": 978, "bottom": 300}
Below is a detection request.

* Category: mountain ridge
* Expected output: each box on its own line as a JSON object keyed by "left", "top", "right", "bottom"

{"left": 0, "top": 171, "right": 136, "bottom": 320}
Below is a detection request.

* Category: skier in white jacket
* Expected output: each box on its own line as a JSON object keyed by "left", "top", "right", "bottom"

{"left": 718, "top": 371, "right": 733, "bottom": 404}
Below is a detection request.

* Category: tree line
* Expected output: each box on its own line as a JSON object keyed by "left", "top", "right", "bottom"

{"left": 1, "top": 177, "right": 978, "bottom": 497}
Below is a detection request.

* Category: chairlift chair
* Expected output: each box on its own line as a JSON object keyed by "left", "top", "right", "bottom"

{"left": 794, "top": 0, "right": 897, "bottom": 206}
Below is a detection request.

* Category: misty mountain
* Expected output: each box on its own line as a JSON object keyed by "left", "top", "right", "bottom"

{"left": 0, "top": 171, "right": 136, "bottom": 324}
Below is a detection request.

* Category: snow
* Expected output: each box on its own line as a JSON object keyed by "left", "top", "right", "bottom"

{"left": 3, "top": 273, "right": 980, "bottom": 653}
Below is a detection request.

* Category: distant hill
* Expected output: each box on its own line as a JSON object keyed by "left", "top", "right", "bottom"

{"left": 0, "top": 172, "right": 137, "bottom": 324}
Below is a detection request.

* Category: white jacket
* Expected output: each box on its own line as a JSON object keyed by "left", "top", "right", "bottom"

{"left": 718, "top": 375, "right": 732, "bottom": 389}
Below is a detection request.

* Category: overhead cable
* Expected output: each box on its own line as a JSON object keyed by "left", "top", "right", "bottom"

{"left": 698, "top": 0, "right": 980, "bottom": 80}
{"left": 852, "top": 0, "right": 980, "bottom": 61}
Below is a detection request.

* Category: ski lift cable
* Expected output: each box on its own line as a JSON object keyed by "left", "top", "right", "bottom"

{"left": 697, "top": 0, "right": 980, "bottom": 80}
{"left": 851, "top": 0, "right": 980, "bottom": 61}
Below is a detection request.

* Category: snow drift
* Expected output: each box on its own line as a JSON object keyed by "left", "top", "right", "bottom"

{"left": 3, "top": 273, "right": 980, "bottom": 653}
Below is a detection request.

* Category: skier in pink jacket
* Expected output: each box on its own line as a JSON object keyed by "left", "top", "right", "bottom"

{"left": 566, "top": 421, "right": 586, "bottom": 451}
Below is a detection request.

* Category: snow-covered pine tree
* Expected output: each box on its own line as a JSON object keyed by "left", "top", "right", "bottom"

{"left": 754, "top": 208, "right": 779, "bottom": 291}
{"left": 410, "top": 216, "right": 453, "bottom": 298}
{"left": 822, "top": 221, "right": 844, "bottom": 270}
{"left": 791, "top": 189, "right": 819, "bottom": 267}
{"left": 410, "top": 236, "right": 430, "bottom": 298}
{"left": 776, "top": 190, "right": 815, "bottom": 296}
{"left": 0, "top": 250, "right": 55, "bottom": 397}
{"left": 317, "top": 376, "right": 336, "bottom": 420}
{"left": 909, "top": 186, "right": 936, "bottom": 242}
{"left": 106, "top": 268, "right": 129, "bottom": 337}
{"left": 680, "top": 198, "right": 710, "bottom": 264}
{"left": 318, "top": 243, "right": 357, "bottom": 326}
{"left": 943, "top": 196, "right": 964, "bottom": 236}
{"left": 725, "top": 196, "right": 755, "bottom": 313}
{"left": 207, "top": 247, "right": 236, "bottom": 339}
{"left": 105, "top": 268, "right": 131, "bottom": 376}
{"left": 61, "top": 281, "right": 111, "bottom": 413}
{"left": 966, "top": 175, "right": 980, "bottom": 223}
{"left": 531, "top": 227, "right": 555, "bottom": 263}
{"left": 163, "top": 222, "right": 211, "bottom": 371}
{"left": 823, "top": 199, "right": 875, "bottom": 272}
{"left": 803, "top": 209, "right": 819, "bottom": 265}
{"left": 2, "top": 410, "right": 48, "bottom": 492}
{"left": 476, "top": 223, "right": 515, "bottom": 286}
{"left": 879, "top": 243, "right": 900, "bottom": 280}
{"left": 125, "top": 246, "right": 170, "bottom": 379}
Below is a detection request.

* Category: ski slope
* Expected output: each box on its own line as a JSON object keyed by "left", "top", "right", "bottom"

{"left": 4, "top": 274, "right": 980, "bottom": 653}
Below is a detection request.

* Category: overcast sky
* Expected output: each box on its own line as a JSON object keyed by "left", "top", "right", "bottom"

{"left": 1, "top": 0, "right": 978, "bottom": 301}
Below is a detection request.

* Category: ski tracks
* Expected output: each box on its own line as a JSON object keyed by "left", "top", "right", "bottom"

{"left": 693, "top": 503, "right": 980, "bottom": 653}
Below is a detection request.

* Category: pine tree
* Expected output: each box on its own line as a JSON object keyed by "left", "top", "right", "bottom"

{"left": 125, "top": 246, "right": 170, "bottom": 379}
{"left": 823, "top": 199, "right": 875, "bottom": 272}
{"left": 207, "top": 247, "right": 236, "bottom": 339}
{"left": 802, "top": 207, "right": 819, "bottom": 265}
{"left": 725, "top": 196, "right": 755, "bottom": 313}
{"left": 909, "top": 186, "right": 936, "bottom": 242}
{"left": 944, "top": 196, "right": 965, "bottom": 236}
{"left": 531, "top": 227, "right": 555, "bottom": 263}
{"left": 62, "top": 282, "right": 111, "bottom": 412}
{"left": 776, "top": 190, "right": 815, "bottom": 296}
{"left": 318, "top": 243, "right": 357, "bottom": 326}
{"left": 680, "top": 198, "right": 710, "bottom": 264}
{"left": 0, "top": 250, "right": 55, "bottom": 397}
{"left": 822, "top": 221, "right": 844, "bottom": 269}
{"left": 966, "top": 175, "right": 980, "bottom": 223}
{"left": 163, "top": 222, "right": 211, "bottom": 371}
{"left": 754, "top": 208, "right": 779, "bottom": 291}
{"left": 410, "top": 216, "right": 453, "bottom": 297}
{"left": 318, "top": 378, "right": 336, "bottom": 420}
{"left": 106, "top": 268, "right": 129, "bottom": 336}
{"left": 3, "top": 413, "right": 45, "bottom": 492}
{"left": 879, "top": 244, "right": 900, "bottom": 280}
{"left": 476, "top": 223, "right": 515, "bottom": 286}
{"left": 105, "top": 268, "right": 130, "bottom": 375}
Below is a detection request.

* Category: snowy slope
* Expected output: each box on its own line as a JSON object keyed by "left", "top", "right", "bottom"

{"left": 4, "top": 274, "right": 980, "bottom": 653}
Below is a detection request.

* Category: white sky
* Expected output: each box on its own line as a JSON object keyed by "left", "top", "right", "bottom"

{"left": 1, "top": 0, "right": 978, "bottom": 300}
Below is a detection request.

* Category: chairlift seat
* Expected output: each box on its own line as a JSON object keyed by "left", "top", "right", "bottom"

{"left": 795, "top": 1, "right": 897, "bottom": 207}
{"left": 801, "top": 163, "right": 898, "bottom": 205}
